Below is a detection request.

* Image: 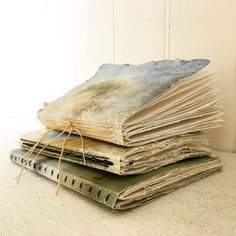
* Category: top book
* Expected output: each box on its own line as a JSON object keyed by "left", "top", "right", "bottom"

{"left": 38, "top": 59, "right": 223, "bottom": 146}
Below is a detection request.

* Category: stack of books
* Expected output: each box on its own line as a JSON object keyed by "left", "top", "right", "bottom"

{"left": 10, "top": 59, "right": 223, "bottom": 210}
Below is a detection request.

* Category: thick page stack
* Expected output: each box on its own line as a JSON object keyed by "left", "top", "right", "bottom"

{"left": 10, "top": 149, "right": 222, "bottom": 210}
{"left": 10, "top": 59, "right": 224, "bottom": 210}
{"left": 37, "top": 59, "right": 223, "bottom": 146}
{"left": 20, "top": 130, "right": 210, "bottom": 175}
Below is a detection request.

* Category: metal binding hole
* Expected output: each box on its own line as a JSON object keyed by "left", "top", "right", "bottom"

{"left": 14, "top": 156, "right": 17, "bottom": 161}
{"left": 39, "top": 165, "right": 42, "bottom": 171}
{"left": 88, "top": 186, "right": 92, "bottom": 194}
{"left": 51, "top": 169, "right": 54, "bottom": 176}
{"left": 72, "top": 179, "right": 75, "bottom": 185}
{"left": 104, "top": 193, "right": 110, "bottom": 203}
{"left": 57, "top": 173, "right": 59, "bottom": 180}
{"left": 79, "top": 182, "right": 83, "bottom": 189}
{"left": 10, "top": 155, "right": 13, "bottom": 159}
{"left": 24, "top": 159, "right": 27, "bottom": 164}
{"left": 18, "top": 157, "right": 21, "bottom": 160}
{"left": 21, "top": 158, "right": 24, "bottom": 164}
{"left": 33, "top": 163, "right": 36, "bottom": 169}
{"left": 128, "top": 161, "right": 134, "bottom": 166}
{"left": 28, "top": 160, "right": 32, "bottom": 167}
{"left": 64, "top": 176, "right": 67, "bottom": 182}
{"left": 44, "top": 166, "right": 47, "bottom": 172}
{"left": 96, "top": 189, "right": 101, "bottom": 198}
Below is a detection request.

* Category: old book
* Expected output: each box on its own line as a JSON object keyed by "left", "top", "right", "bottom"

{"left": 10, "top": 149, "right": 222, "bottom": 210}
{"left": 20, "top": 129, "right": 210, "bottom": 175}
{"left": 38, "top": 59, "right": 223, "bottom": 146}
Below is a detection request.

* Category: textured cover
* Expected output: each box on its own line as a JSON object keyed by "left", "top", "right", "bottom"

{"left": 38, "top": 59, "right": 223, "bottom": 146}
{"left": 10, "top": 149, "right": 222, "bottom": 210}
{"left": 20, "top": 130, "right": 210, "bottom": 175}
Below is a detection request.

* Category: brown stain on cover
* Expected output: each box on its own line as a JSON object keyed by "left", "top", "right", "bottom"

{"left": 72, "top": 81, "right": 122, "bottom": 117}
{"left": 50, "top": 139, "right": 92, "bottom": 149}
{"left": 85, "top": 81, "right": 122, "bottom": 96}
{"left": 72, "top": 100, "right": 100, "bottom": 117}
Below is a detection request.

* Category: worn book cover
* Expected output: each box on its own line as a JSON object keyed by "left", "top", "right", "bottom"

{"left": 38, "top": 59, "right": 223, "bottom": 146}
{"left": 20, "top": 130, "right": 210, "bottom": 175}
{"left": 10, "top": 149, "right": 222, "bottom": 210}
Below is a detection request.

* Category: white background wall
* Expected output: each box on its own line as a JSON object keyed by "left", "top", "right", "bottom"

{"left": 0, "top": 0, "right": 48, "bottom": 148}
{"left": 0, "top": 0, "right": 235, "bottom": 152}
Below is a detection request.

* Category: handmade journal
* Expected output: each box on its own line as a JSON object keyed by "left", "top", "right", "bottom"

{"left": 20, "top": 130, "right": 210, "bottom": 175}
{"left": 37, "top": 59, "right": 223, "bottom": 146}
{"left": 10, "top": 149, "right": 222, "bottom": 210}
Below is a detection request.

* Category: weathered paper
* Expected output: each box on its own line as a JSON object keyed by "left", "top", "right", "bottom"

{"left": 37, "top": 59, "right": 223, "bottom": 146}
{"left": 10, "top": 149, "right": 222, "bottom": 210}
{"left": 20, "top": 129, "right": 210, "bottom": 175}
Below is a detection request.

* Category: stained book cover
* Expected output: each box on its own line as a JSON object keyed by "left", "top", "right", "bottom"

{"left": 10, "top": 149, "right": 222, "bottom": 210}
{"left": 20, "top": 130, "right": 211, "bottom": 175}
{"left": 37, "top": 59, "right": 223, "bottom": 146}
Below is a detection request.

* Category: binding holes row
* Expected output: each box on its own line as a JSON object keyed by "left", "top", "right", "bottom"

{"left": 62, "top": 177, "right": 97, "bottom": 198}
{"left": 49, "top": 168, "right": 60, "bottom": 180}
{"left": 95, "top": 189, "right": 111, "bottom": 204}
{"left": 12, "top": 155, "right": 37, "bottom": 170}
{"left": 36, "top": 164, "right": 60, "bottom": 181}
{"left": 11, "top": 155, "right": 111, "bottom": 204}
{"left": 63, "top": 176, "right": 76, "bottom": 185}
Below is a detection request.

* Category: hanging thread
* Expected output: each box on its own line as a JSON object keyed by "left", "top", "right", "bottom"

{"left": 16, "top": 120, "right": 86, "bottom": 195}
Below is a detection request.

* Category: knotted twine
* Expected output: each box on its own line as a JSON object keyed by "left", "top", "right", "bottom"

{"left": 16, "top": 121, "right": 86, "bottom": 195}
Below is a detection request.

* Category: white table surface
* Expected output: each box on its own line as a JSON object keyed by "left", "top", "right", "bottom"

{"left": 0, "top": 119, "right": 235, "bottom": 236}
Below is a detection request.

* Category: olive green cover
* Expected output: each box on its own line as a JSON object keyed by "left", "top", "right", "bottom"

{"left": 10, "top": 149, "right": 222, "bottom": 210}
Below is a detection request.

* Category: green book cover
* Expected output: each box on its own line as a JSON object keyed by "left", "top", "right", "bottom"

{"left": 10, "top": 149, "right": 222, "bottom": 210}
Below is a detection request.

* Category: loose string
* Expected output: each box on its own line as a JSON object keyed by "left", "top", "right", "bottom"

{"left": 72, "top": 127, "right": 86, "bottom": 165}
{"left": 16, "top": 121, "right": 70, "bottom": 184}
{"left": 55, "top": 127, "right": 73, "bottom": 195}
{"left": 16, "top": 121, "right": 86, "bottom": 196}
{"left": 18, "top": 126, "right": 70, "bottom": 178}
{"left": 32, "top": 124, "right": 71, "bottom": 161}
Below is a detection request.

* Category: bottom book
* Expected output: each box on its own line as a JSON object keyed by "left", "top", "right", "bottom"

{"left": 10, "top": 149, "right": 222, "bottom": 210}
